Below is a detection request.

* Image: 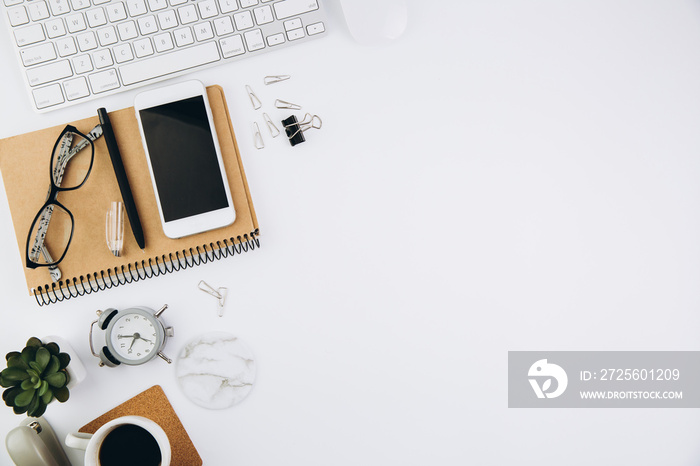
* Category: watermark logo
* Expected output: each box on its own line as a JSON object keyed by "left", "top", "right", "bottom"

{"left": 528, "top": 359, "right": 568, "bottom": 399}
{"left": 509, "top": 352, "right": 700, "bottom": 408}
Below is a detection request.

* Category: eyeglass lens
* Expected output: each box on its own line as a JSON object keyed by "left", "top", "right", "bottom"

{"left": 27, "top": 203, "right": 72, "bottom": 266}
{"left": 52, "top": 130, "right": 91, "bottom": 189}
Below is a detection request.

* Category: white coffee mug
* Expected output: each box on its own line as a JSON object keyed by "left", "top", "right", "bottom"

{"left": 65, "top": 415, "right": 171, "bottom": 466}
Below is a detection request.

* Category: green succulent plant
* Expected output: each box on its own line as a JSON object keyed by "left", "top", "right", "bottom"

{"left": 0, "top": 337, "right": 71, "bottom": 418}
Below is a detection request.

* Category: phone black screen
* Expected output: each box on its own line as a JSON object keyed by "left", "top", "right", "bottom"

{"left": 139, "top": 96, "right": 229, "bottom": 222}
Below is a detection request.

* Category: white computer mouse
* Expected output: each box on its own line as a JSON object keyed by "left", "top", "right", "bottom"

{"left": 339, "top": 0, "right": 408, "bottom": 45}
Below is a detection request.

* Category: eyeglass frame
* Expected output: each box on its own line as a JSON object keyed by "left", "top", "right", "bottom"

{"left": 25, "top": 125, "right": 95, "bottom": 269}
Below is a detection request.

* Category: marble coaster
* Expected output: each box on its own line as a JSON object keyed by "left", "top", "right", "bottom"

{"left": 176, "top": 332, "right": 256, "bottom": 409}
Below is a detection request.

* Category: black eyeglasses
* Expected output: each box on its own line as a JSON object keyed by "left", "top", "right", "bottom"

{"left": 26, "top": 125, "right": 95, "bottom": 269}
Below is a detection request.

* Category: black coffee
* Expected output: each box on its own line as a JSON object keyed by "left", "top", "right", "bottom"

{"left": 98, "top": 424, "right": 162, "bottom": 466}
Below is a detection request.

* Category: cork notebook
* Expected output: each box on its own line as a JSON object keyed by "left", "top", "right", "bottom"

{"left": 0, "top": 85, "right": 259, "bottom": 305}
{"left": 79, "top": 385, "right": 202, "bottom": 466}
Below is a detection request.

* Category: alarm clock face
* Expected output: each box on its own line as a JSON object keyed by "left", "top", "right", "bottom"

{"left": 106, "top": 309, "right": 164, "bottom": 365}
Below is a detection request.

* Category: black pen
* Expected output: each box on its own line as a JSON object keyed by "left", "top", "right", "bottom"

{"left": 98, "top": 107, "right": 145, "bottom": 250}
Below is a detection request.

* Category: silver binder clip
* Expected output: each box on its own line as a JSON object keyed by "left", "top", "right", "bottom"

{"left": 264, "top": 75, "right": 291, "bottom": 85}
{"left": 245, "top": 84, "right": 262, "bottom": 110}
{"left": 275, "top": 99, "right": 302, "bottom": 110}
{"left": 253, "top": 122, "right": 264, "bottom": 149}
{"left": 198, "top": 280, "right": 228, "bottom": 317}
{"left": 263, "top": 113, "right": 280, "bottom": 138}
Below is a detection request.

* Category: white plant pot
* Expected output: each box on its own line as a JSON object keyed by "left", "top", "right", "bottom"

{"left": 43, "top": 335, "right": 86, "bottom": 390}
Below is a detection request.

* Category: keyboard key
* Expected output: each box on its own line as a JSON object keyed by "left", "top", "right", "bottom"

{"left": 86, "top": 8, "right": 107, "bottom": 28}
{"left": 27, "top": 2, "right": 50, "bottom": 21}
{"left": 7, "top": 6, "right": 29, "bottom": 27}
{"left": 88, "top": 68, "right": 120, "bottom": 93}
{"left": 148, "top": 0, "right": 168, "bottom": 10}
{"left": 178, "top": 4, "right": 197, "bottom": 24}
{"left": 153, "top": 32, "right": 173, "bottom": 51}
{"left": 239, "top": 0, "right": 257, "bottom": 7}
{"left": 47, "top": 0, "right": 70, "bottom": 16}
{"left": 66, "top": 13, "right": 87, "bottom": 33}
{"left": 287, "top": 27, "right": 303, "bottom": 41}
{"left": 307, "top": 21, "right": 324, "bottom": 35}
{"left": 194, "top": 21, "right": 214, "bottom": 41}
{"left": 217, "top": 0, "right": 237, "bottom": 13}
{"left": 70, "top": 0, "right": 90, "bottom": 10}
{"left": 92, "top": 49, "right": 113, "bottom": 68}
{"left": 117, "top": 20, "right": 138, "bottom": 40}
{"left": 169, "top": 0, "right": 187, "bottom": 5}
{"left": 106, "top": 3, "right": 127, "bottom": 22}
{"left": 72, "top": 54, "right": 93, "bottom": 73}
{"left": 233, "top": 10, "right": 253, "bottom": 30}
{"left": 133, "top": 37, "right": 154, "bottom": 57}
{"left": 45, "top": 18, "right": 66, "bottom": 38}
{"left": 273, "top": 0, "right": 318, "bottom": 20}
{"left": 4, "top": 0, "right": 24, "bottom": 7}
{"left": 283, "top": 18, "right": 301, "bottom": 31}
{"left": 112, "top": 42, "right": 134, "bottom": 62}
{"left": 33, "top": 84, "right": 65, "bottom": 109}
{"left": 76, "top": 31, "right": 97, "bottom": 51}
{"left": 243, "top": 29, "right": 263, "bottom": 51}
{"left": 219, "top": 34, "right": 243, "bottom": 58}
{"left": 119, "top": 41, "right": 219, "bottom": 85}
{"left": 213, "top": 16, "right": 232, "bottom": 36}
{"left": 14, "top": 23, "right": 46, "bottom": 46}
{"left": 197, "top": 0, "right": 218, "bottom": 19}
{"left": 26, "top": 59, "right": 72, "bottom": 86}
{"left": 253, "top": 5, "right": 272, "bottom": 25}
{"left": 126, "top": 0, "right": 147, "bottom": 17}
{"left": 20, "top": 42, "right": 56, "bottom": 66}
{"left": 55, "top": 37, "right": 77, "bottom": 56}
{"left": 157, "top": 10, "right": 178, "bottom": 29}
{"left": 97, "top": 25, "right": 118, "bottom": 45}
{"left": 266, "top": 32, "right": 284, "bottom": 46}
{"left": 64, "top": 76, "right": 90, "bottom": 100}
{"left": 173, "top": 27, "right": 194, "bottom": 46}
{"left": 138, "top": 15, "right": 159, "bottom": 34}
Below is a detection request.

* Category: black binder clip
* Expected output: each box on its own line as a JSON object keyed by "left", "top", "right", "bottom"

{"left": 282, "top": 113, "right": 322, "bottom": 147}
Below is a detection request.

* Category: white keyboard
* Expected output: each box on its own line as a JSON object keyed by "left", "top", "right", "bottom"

{"left": 2, "top": 0, "right": 327, "bottom": 112}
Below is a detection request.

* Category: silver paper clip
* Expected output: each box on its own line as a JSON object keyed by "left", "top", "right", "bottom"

{"left": 198, "top": 280, "right": 228, "bottom": 317}
{"left": 275, "top": 99, "right": 301, "bottom": 110}
{"left": 284, "top": 113, "right": 323, "bottom": 139}
{"left": 253, "top": 122, "right": 264, "bottom": 149}
{"left": 263, "top": 112, "right": 280, "bottom": 138}
{"left": 246, "top": 84, "right": 262, "bottom": 110}
{"left": 264, "top": 75, "right": 291, "bottom": 85}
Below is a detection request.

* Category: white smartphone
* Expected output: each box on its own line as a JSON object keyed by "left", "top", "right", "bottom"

{"left": 134, "top": 80, "right": 236, "bottom": 239}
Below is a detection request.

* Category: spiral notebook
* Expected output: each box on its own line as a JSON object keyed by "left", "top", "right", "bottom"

{"left": 0, "top": 85, "right": 259, "bottom": 306}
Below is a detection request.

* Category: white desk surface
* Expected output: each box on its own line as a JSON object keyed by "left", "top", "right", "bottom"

{"left": 1, "top": 1, "right": 700, "bottom": 464}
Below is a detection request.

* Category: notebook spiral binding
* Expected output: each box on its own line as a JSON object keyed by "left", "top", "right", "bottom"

{"left": 32, "top": 230, "right": 260, "bottom": 306}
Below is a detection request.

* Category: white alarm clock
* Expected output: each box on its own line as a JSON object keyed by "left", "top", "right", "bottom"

{"left": 89, "top": 305, "right": 174, "bottom": 367}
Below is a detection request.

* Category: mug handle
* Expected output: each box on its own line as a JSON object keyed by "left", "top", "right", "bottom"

{"left": 64, "top": 432, "right": 92, "bottom": 451}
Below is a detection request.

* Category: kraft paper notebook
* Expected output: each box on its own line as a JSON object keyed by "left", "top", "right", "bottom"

{"left": 0, "top": 85, "right": 259, "bottom": 305}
